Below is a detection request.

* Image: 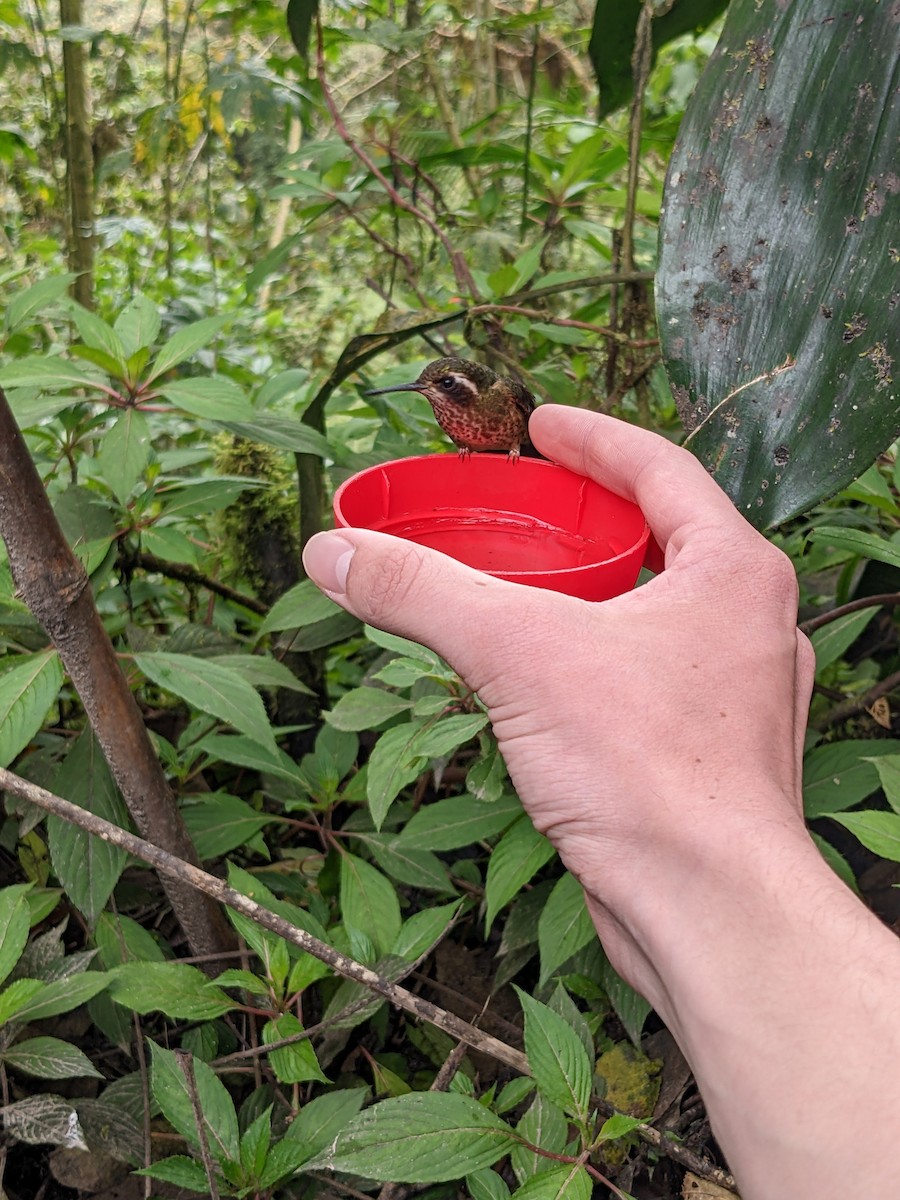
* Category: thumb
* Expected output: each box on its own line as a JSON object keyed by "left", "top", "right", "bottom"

{"left": 302, "top": 528, "right": 564, "bottom": 688}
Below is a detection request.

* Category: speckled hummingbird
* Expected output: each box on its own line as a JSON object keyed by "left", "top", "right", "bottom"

{"left": 365, "top": 357, "right": 538, "bottom": 461}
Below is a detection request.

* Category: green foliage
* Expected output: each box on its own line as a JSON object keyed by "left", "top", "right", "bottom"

{"left": 0, "top": 2, "right": 896, "bottom": 1196}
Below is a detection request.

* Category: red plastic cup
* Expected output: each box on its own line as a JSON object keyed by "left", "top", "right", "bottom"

{"left": 332, "top": 454, "right": 653, "bottom": 601}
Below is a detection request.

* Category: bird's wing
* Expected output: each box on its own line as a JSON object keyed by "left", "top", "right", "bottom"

{"left": 505, "top": 376, "right": 537, "bottom": 418}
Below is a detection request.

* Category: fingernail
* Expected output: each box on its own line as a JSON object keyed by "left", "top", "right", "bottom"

{"left": 303, "top": 533, "right": 356, "bottom": 596}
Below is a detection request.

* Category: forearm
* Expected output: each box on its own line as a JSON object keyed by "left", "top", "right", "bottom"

{"left": 587, "top": 805, "right": 900, "bottom": 1198}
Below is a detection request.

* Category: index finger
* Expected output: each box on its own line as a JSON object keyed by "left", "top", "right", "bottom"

{"left": 529, "top": 405, "right": 748, "bottom": 554}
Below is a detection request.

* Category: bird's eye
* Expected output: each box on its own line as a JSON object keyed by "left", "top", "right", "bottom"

{"left": 439, "top": 375, "right": 458, "bottom": 390}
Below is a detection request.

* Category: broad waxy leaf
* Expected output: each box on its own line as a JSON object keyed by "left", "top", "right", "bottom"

{"left": 257, "top": 578, "right": 343, "bottom": 635}
{"left": 511, "top": 1092, "right": 568, "bottom": 1184}
{"left": 0, "top": 885, "right": 32, "bottom": 989}
{"left": 658, "top": 0, "right": 899, "bottom": 527}
{"left": 3, "top": 275, "right": 79, "bottom": 332}
{"left": 304, "top": 1092, "right": 517, "bottom": 1182}
{"left": 13, "top": 971, "right": 110, "bottom": 1022}
{"left": 807, "top": 528, "right": 900, "bottom": 573}
{"left": 397, "top": 793, "right": 522, "bottom": 852}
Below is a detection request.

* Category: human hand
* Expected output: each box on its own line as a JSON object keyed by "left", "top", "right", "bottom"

{"left": 302, "top": 407, "right": 815, "bottom": 989}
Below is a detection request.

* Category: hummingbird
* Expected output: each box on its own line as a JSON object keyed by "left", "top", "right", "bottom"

{"left": 365, "top": 357, "right": 537, "bottom": 461}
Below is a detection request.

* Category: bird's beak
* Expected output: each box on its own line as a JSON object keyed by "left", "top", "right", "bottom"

{"left": 364, "top": 382, "right": 424, "bottom": 396}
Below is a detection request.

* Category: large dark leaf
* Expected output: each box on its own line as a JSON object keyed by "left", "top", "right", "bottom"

{"left": 589, "top": 0, "right": 729, "bottom": 118}
{"left": 657, "top": 0, "right": 899, "bottom": 529}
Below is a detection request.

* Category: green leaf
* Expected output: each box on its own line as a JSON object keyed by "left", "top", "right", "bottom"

{"left": 108, "top": 962, "right": 234, "bottom": 1020}
{"left": 870, "top": 756, "right": 900, "bottom": 817}
{"left": 240, "top": 1107, "right": 272, "bottom": 1179}
{"left": 304, "top": 1092, "right": 516, "bottom": 1182}
{"left": 598, "top": 1112, "right": 647, "bottom": 1141}
{"left": 803, "top": 740, "right": 900, "bottom": 819}
{"left": 96, "top": 408, "right": 151, "bottom": 503}
{"left": 807, "top": 528, "right": 900, "bottom": 572}
{"left": 4, "top": 275, "right": 79, "bottom": 332}
{"left": 47, "top": 734, "right": 130, "bottom": 926}
{"left": 157, "top": 376, "right": 257, "bottom": 422}
{"left": 149, "top": 1043, "right": 239, "bottom": 1165}
{"left": 263, "top": 1014, "right": 329, "bottom": 1084}
{"left": 398, "top": 793, "right": 522, "bottom": 851}
{"left": 182, "top": 793, "right": 275, "bottom": 859}
{"left": 134, "top": 651, "right": 278, "bottom": 753}
{"left": 283, "top": 1086, "right": 368, "bottom": 1155}
{"left": 94, "top": 911, "right": 166, "bottom": 967}
{"left": 484, "top": 815, "right": 556, "bottom": 931}
{"left": 657, "top": 0, "right": 900, "bottom": 527}
{"left": 597, "top": 953, "right": 652, "bottom": 1045}
{"left": 515, "top": 988, "right": 592, "bottom": 1121}
{"left": 205, "top": 654, "right": 314, "bottom": 696}
{"left": 0, "top": 979, "right": 44, "bottom": 1026}
{"left": 0, "top": 356, "right": 106, "bottom": 390}
{"left": 114, "top": 294, "right": 161, "bottom": 356}
{"left": 466, "top": 1167, "right": 511, "bottom": 1200}
{"left": 365, "top": 720, "right": 428, "bottom": 831}
{"left": 195, "top": 733, "right": 309, "bottom": 787}
{"left": 1, "top": 1094, "right": 87, "bottom": 1150}
{"left": 512, "top": 1164, "right": 592, "bottom": 1200}
{"left": 538, "top": 873, "right": 596, "bottom": 986}
{"left": 136, "top": 1155, "right": 211, "bottom": 1192}
{"left": 14, "top": 971, "right": 109, "bottom": 1021}
{"left": 146, "top": 315, "right": 228, "bottom": 382}
{"left": 157, "top": 478, "right": 260, "bottom": 520}
{"left": 0, "top": 885, "right": 32, "bottom": 989}
{"left": 413, "top": 713, "right": 489, "bottom": 759}
{"left": 327, "top": 686, "right": 412, "bottom": 732}
{"left": 340, "top": 853, "right": 401, "bottom": 956}
{"left": 368, "top": 838, "right": 453, "bottom": 894}
{"left": 589, "top": 0, "right": 728, "bottom": 117}
{"left": 830, "top": 811, "right": 900, "bottom": 863}
{"left": 217, "top": 415, "right": 331, "bottom": 457}
{"left": 810, "top": 606, "right": 880, "bottom": 674}
{"left": 0, "top": 650, "right": 64, "bottom": 768}
{"left": 257, "top": 579, "right": 343, "bottom": 635}
{"left": 1, "top": 1036, "right": 103, "bottom": 1080}
{"left": 391, "top": 902, "right": 461, "bottom": 961}
{"left": 286, "top": 0, "right": 319, "bottom": 63}
{"left": 69, "top": 303, "right": 128, "bottom": 366}
{"left": 364, "top": 625, "right": 443, "bottom": 665}
{"left": 511, "top": 1092, "right": 568, "bottom": 1183}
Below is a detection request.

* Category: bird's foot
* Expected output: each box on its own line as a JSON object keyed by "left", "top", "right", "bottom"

{"left": 507, "top": 447, "right": 521, "bottom": 464}
{"left": 457, "top": 447, "right": 471, "bottom": 462}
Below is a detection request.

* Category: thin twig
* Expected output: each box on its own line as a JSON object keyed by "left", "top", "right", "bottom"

{"left": 812, "top": 668, "right": 900, "bottom": 733}
{"left": 132, "top": 551, "right": 267, "bottom": 615}
{"left": 799, "top": 593, "right": 900, "bottom": 636}
{"left": 315, "top": 16, "right": 479, "bottom": 299}
{"left": 468, "top": 304, "right": 659, "bottom": 348}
